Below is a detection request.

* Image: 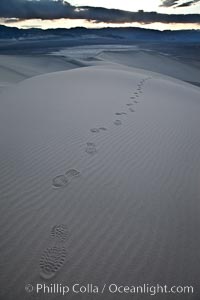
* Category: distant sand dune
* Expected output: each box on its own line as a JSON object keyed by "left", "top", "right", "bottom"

{"left": 99, "top": 50, "right": 200, "bottom": 86}
{"left": 0, "top": 54, "right": 80, "bottom": 84}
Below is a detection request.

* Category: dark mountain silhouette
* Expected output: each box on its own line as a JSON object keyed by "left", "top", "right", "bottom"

{"left": 0, "top": 25, "right": 199, "bottom": 41}
{"left": 0, "top": 25, "right": 199, "bottom": 53}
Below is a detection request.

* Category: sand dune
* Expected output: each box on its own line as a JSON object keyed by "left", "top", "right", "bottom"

{"left": 98, "top": 50, "right": 200, "bottom": 85}
{"left": 0, "top": 61, "right": 200, "bottom": 299}
{"left": 0, "top": 54, "right": 81, "bottom": 85}
{"left": 1, "top": 45, "right": 200, "bottom": 90}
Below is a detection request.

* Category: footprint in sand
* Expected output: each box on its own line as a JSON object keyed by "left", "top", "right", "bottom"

{"left": 99, "top": 127, "right": 107, "bottom": 131}
{"left": 130, "top": 96, "right": 135, "bottom": 99}
{"left": 51, "top": 224, "right": 68, "bottom": 243}
{"left": 65, "top": 169, "right": 80, "bottom": 179}
{"left": 126, "top": 103, "right": 134, "bottom": 106}
{"left": 115, "top": 112, "right": 127, "bottom": 116}
{"left": 52, "top": 169, "right": 80, "bottom": 189}
{"left": 129, "top": 107, "right": 135, "bottom": 113}
{"left": 52, "top": 175, "right": 69, "bottom": 189}
{"left": 90, "top": 128, "right": 100, "bottom": 133}
{"left": 40, "top": 246, "right": 67, "bottom": 279}
{"left": 86, "top": 142, "right": 97, "bottom": 155}
{"left": 134, "top": 100, "right": 139, "bottom": 103}
{"left": 114, "top": 120, "right": 122, "bottom": 126}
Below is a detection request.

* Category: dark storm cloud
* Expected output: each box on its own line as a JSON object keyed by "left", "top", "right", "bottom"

{"left": 161, "top": 0, "right": 200, "bottom": 7}
{"left": 0, "top": 0, "right": 200, "bottom": 24}
{"left": 80, "top": 7, "right": 200, "bottom": 24}
{"left": 0, "top": 0, "right": 75, "bottom": 19}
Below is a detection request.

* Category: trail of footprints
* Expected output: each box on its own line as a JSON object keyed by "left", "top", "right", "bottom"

{"left": 42, "top": 77, "right": 151, "bottom": 280}
{"left": 86, "top": 77, "right": 151, "bottom": 139}
{"left": 40, "top": 224, "right": 68, "bottom": 279}
{"left": 52, "top": 76, "right": 151, "bottom": 184}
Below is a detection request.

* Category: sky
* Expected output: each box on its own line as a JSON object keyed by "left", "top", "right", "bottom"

{"left": 0, "top": 0, "right": 199, "bottom": 30}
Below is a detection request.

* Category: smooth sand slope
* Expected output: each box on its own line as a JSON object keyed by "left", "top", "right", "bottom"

{"left": 51, "top": 45, "right": 200, "bottom": 86}
{"left": 0, "top": 63, "right": 200, "bottom": 300}
{"left": 99, "top": 50, "right": 200, "bottom": 86}
{"left": 0, "top": 54, "right": 81, "bottom": 89}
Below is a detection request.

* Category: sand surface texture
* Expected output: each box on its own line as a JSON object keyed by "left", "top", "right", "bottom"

{"left": 0, "top": 49, "right": 200, "bottom": 300}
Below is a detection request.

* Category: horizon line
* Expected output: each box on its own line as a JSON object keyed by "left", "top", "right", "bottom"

{"left": 1, "top": 24, "right": 200, "bottom": 32}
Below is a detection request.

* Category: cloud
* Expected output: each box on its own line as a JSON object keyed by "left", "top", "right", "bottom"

{"left": 0, "top": 0, "right": 199, "bottom": 24}
{"left": 176, "top": 0, "right": 200, "bottom": 7}
{"left": 161, "top": 0, "right": 179, "bottom": 7}
{"left": 80, "top": 8, "right": 200, "bottom": 24}
{"left": 176, "top": 1, "right": 194, "bottom": 7}
{"left": 161, "top": 0, "right": 200, "bottom": 7}
{"left": 0, "top": 0, "right": 75, "bottom": 19}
